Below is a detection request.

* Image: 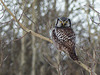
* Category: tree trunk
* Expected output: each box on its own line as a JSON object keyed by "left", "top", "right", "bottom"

{"left": 19, "top": 31, "right": 26, "bottom": 75}
{"left": 64, "top": 0, "right": 69, "bottom": 17}
{"left": 31, "top": 0, "right": 37, "bottom": 75}
{"left": 19, "top": 1, "right": 27, "bottom": 75}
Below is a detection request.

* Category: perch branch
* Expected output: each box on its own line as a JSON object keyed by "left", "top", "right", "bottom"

{"left": 0, "top": 0, "right": 97, "bottom": 75}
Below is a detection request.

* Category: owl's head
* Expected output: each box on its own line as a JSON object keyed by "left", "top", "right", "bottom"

{"left": 55, "top": 17, "right": 71, "bottom": 28}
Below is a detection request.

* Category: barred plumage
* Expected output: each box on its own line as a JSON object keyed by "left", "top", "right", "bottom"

{"left": 51, "top": 17, "right": 78, "bottom": 60}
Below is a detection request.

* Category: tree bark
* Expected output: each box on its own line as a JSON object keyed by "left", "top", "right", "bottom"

{"left": 19, "top": 1, "right": 27, "bottom": 75}
{"left": 19, "top": 31, "right": 26, "bottom": 75}
{"left": 31, "top": 0, "right": 37, "bottom": 75}
{"left": 64, "top": 0, "right": 69, "bottom": 17}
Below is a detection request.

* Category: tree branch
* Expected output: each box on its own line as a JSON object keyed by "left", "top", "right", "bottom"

{"left": 0, "top": 0, "right": 97, "bottom": 75}
{"left": 89, "top": 5, "right": 100, "bottom": 14}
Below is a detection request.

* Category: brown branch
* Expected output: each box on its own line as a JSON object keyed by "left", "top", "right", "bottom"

{"left": 90, "top": 17, "right": 100, "bottom": 25}
{"left": 89, "top": 5, "right": 100, "bottom": 14}
{"left": 13, "top": 32, "right": 28, "bottom": 42}
{"left": 0, "top": 0, "right": 97, "bottom": 75}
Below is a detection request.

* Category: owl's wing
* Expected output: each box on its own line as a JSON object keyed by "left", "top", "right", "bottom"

{"left": 51, "top": 28, "right": 59, "bottom": 44}
{"left": 61, "top": 28, "right": 78, "bottom": 60}
{"left": 64, "top": 28, "right": 75, "bottom": 49}
{"left": 54, "top": 28, "right": 78, "bottom": 60}
{"left": 56, "top": 28, "right": 75, "bottom": 49}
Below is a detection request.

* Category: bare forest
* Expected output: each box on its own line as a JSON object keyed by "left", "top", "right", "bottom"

{"left": 0, "top": 0, "right": 100, "bottom": 75}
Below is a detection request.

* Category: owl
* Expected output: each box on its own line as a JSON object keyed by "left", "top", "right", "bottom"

{"left": 51, "top": 17, "right": 78, "bottom": 60}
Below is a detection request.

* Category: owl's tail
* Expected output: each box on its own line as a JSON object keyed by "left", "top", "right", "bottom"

{"left": 68, "top": 49, "right": 78, "bottom": 61}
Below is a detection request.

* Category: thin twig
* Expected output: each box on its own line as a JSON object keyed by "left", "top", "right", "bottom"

{"left": 90, "top": 17, "right": 100, "bottom": 25}
{"left": 13, "top": 32, "right": 28, "bottom": 42}
{"left": 89, "top": 5, "right": 100, "bottom": 14}
{"left": 43, "top": 54, "right": 57, "bottom": 68}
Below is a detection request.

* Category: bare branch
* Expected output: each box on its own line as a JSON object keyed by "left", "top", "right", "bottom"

{"left": 89, "top": 5, "right": 100, "bottom": 14}
{"left": 13, "top": 32, "right": 28, "bottom": 42}
{"left": 90, "top": 17, "right": 100, "bottom": 25}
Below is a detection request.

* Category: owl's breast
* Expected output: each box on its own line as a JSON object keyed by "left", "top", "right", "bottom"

{"left": 55, "top": 28, "right": 72, "bottom": 42}
{"left": 51, "top": 27, "right": 75, "bottom": 51}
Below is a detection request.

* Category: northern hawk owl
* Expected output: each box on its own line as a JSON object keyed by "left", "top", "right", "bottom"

{"left": 51, "top": 17, "right": 78, "bottom": 60}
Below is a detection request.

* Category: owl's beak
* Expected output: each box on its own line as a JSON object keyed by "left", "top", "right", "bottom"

{"left": 62, "top": 22, "right": 65, "bottom": 26}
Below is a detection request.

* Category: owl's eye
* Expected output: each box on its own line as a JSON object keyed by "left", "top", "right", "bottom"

{"left": 60, "top": 21, "right": 62, "bottom": 23}
{"left": 65, "top": 21, "right": 70, "bottom": 27}
{"left": 66, "top": 21, "right": 68, "bottom": 23}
